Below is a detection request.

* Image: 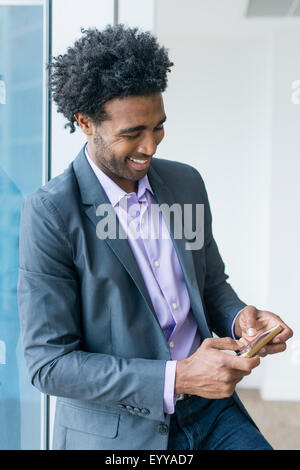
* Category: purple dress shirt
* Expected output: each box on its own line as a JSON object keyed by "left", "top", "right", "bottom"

{"left": 85, "top": 145, "right": 242, "bottom": 414}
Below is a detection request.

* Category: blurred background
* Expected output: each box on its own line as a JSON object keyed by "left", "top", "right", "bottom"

{"left": 0, "top": 0, "right": 299, "bottom": 449}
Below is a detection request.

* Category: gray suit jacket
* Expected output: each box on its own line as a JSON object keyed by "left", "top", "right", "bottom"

{"left": 18, "top": 146, "right": 251, "bottom": 450}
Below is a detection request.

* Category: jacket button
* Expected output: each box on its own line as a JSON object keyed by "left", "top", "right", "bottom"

{"left": 133, "top": 408, "right": 141, "bottom": 413}
{"left": 126, "top": 405, "right": 134, "bottom": 411}
{"left": 141, "top": 408, "right": 150, "bottom": 415}
{"left": 158, "top": 424, "right": 169, "bottom": 435}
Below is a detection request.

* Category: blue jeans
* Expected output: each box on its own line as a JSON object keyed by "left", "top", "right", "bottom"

{"left": 167, "top": 395, "right": 273, "bottom": 450}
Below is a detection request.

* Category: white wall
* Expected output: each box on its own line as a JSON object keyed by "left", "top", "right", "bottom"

{"left": 51, "top": 0, "right": 114, "bottom": 178}
{"left": 261, "top": 31, "right": 300, "bottom": 401}
{"left": 118, "top": 0, "right": 155, "bottom": 32}
{"left": 155, "top": 0, "right": 300, "bottom": 396}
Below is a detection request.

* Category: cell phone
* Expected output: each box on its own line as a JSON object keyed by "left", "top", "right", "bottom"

{"left": 236, "top": 324, "right": 284, "bottom": 358}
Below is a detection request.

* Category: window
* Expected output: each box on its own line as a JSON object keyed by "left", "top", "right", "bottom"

{"left": 0, "top": 1, "right": 45, "bottom": 449}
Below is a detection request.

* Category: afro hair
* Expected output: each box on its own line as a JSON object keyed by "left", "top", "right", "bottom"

{"left": 48, "top": 24, "right": 174, "bottom": 133}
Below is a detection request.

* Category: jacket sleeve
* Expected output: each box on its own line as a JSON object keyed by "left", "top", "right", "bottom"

{"left": 17, "top": 192, "right": 166, "bottom": 421}
{"left": 192, "top": 169, "right": 247, "bottom": 338}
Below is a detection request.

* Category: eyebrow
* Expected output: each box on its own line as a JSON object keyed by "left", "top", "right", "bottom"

{"left": 118, "top": 115, "right": 167, "bottom": 134}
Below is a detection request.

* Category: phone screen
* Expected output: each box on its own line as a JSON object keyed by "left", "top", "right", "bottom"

{"left": 236, "top": 324, "right": 283, "bottom": 358}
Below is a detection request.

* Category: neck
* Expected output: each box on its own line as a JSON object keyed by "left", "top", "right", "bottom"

{"left": 109, "top": 176, "right": 138, "bottom": 194}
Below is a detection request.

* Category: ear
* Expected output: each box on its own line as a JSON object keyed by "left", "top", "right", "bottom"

{"left": 74, "top": 113, "right": 95, "bottom": 136}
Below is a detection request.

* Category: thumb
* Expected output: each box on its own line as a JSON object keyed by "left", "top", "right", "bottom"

{"left": 241, "top": 305, "right": 258, "bottom": 337}
{"left": 204, "top": 337, "right": 243, "bottom": 351}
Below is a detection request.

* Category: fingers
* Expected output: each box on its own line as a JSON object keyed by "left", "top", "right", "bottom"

{"left": 271, "top": 322, "right": 293, "bottom": 344}
{"left": 214, "top": 357, "right": 260, "bottom": 397}
{"left": 259, "top": 342, "right": 287, "bottom": 357}
{"left": 202, "top": 337, "right": 261, "bottom": 372}
{"left": 203, "top": 343, "right": 261, "bottom": 373}
{"left": 202, "top": 337, "right": 243, "bottom": 351}
{"left": 260, "top": 319, "right": 293, "bottom": 356}
{"left": 238, "top": 336, "right": 248, "bottom": 347}
{"left": 241, "top": 305, "right": 258, "bottom": 337}
{"left": 229, "top": 354, "right": 260, "bottom": 372}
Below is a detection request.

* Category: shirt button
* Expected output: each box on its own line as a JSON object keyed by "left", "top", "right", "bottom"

{"left": 141, "top": 408, "right": 150, "bottom": 415}
{"left": 172, "top": 302, "right": 177, "bottom": 310}
{"left": 154, "top": 260, "right": 160, "bottom": 268}
{"left": 158, "top": 424, "right": 169, "bottom": 435}
{"left": 169, "top": 341, "right": 175, "bottom": 348}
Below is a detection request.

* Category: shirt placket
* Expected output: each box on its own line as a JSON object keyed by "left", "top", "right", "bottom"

{"left": 140, "top": 196, "right": 178, "bottom": 339}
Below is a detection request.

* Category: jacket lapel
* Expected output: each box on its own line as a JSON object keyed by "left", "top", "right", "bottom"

{"left": 73, "top": 147, "right": 210, "bottom": 338}
{"left": 73, "top": 147, "right": 157, "bottom": 320}
{"left": 148, "top": 164, "right": 211, "bottom": 338}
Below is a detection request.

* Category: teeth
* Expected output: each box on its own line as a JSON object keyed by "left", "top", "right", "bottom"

{"left": 129, "top": 157, "right": 148, "bottom": 164}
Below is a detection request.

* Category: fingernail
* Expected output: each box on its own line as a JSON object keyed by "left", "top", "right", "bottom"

{"left": 273, "top": 337, "right": 281, "bottom": 343}
{"left": 260, "top": 348, "right": 267, "bottom": 355}
{"left": 239, "top": 337, "right": 248, "bottom": 346}
{"left": 247, "top": 328, "right": 256, "bottom": 337}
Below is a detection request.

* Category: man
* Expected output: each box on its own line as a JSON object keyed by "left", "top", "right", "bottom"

{"left": 18, "top": 25, "right": 292, "bottom": 450}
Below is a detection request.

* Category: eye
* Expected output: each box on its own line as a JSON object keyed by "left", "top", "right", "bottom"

{"left": 124, "top": 133, "right": 141, "bottom": 139}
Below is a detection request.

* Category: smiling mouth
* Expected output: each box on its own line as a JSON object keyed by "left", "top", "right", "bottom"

{"left": 128, "top": 156, "right": 150, "bottom": 164}
{"left": 127, "top": 156, "right": 151, "bottom": 170}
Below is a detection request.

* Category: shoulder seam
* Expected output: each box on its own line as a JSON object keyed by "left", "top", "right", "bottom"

{"left": 39, "top": 194, "right": 68, "bottom": 233}
{"left": 38, "top": 194, "right": 74, "bottom": 259}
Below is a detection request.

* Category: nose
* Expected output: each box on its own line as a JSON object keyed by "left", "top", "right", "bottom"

{"left": 136, "top": 132, "right": 157, "bottom": 157}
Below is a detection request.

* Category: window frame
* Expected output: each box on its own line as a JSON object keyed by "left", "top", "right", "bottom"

{"left": 0, "top": 0, "right": 52, "bottom": 450}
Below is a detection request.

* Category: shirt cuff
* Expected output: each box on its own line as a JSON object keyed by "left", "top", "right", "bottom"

{"left": 231, "top": 307, "right": 245, "bottom": 340}
{"left": 163, "top": 360, "right": 177, "bottom": 415}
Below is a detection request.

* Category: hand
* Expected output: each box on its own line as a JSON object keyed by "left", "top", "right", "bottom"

{"left": 174, "top": 337, "right": 260, "bottom": 399}
{"left": 234, "top": 305, "right": 293, "bottom": 357}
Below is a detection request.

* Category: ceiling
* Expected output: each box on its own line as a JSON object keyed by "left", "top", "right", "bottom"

{"left": 156, "top": 0, "right": 300, "bottom": 38}
{"left": 246, "top": 0, "right": 300, "bottom": 17}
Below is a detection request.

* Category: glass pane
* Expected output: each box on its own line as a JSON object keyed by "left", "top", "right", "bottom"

{"left": 0, "top": 4, "right": 43, "bottom": 450}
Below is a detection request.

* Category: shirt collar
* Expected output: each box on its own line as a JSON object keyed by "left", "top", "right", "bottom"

{"left": 84, "top": 143, "right": 154, "bottom": 207}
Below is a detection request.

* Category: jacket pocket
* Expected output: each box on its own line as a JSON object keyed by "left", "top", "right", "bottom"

{"left": 58, "top": 403, "right": 120, "bottom": 438}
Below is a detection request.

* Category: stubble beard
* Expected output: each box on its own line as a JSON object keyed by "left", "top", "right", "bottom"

{"left": 93, "top": 130, "right": 140, "bottom": 182}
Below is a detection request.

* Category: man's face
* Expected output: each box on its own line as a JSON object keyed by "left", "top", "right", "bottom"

{"left": 86, "top": 92, "right": 166, "bottom": 192}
